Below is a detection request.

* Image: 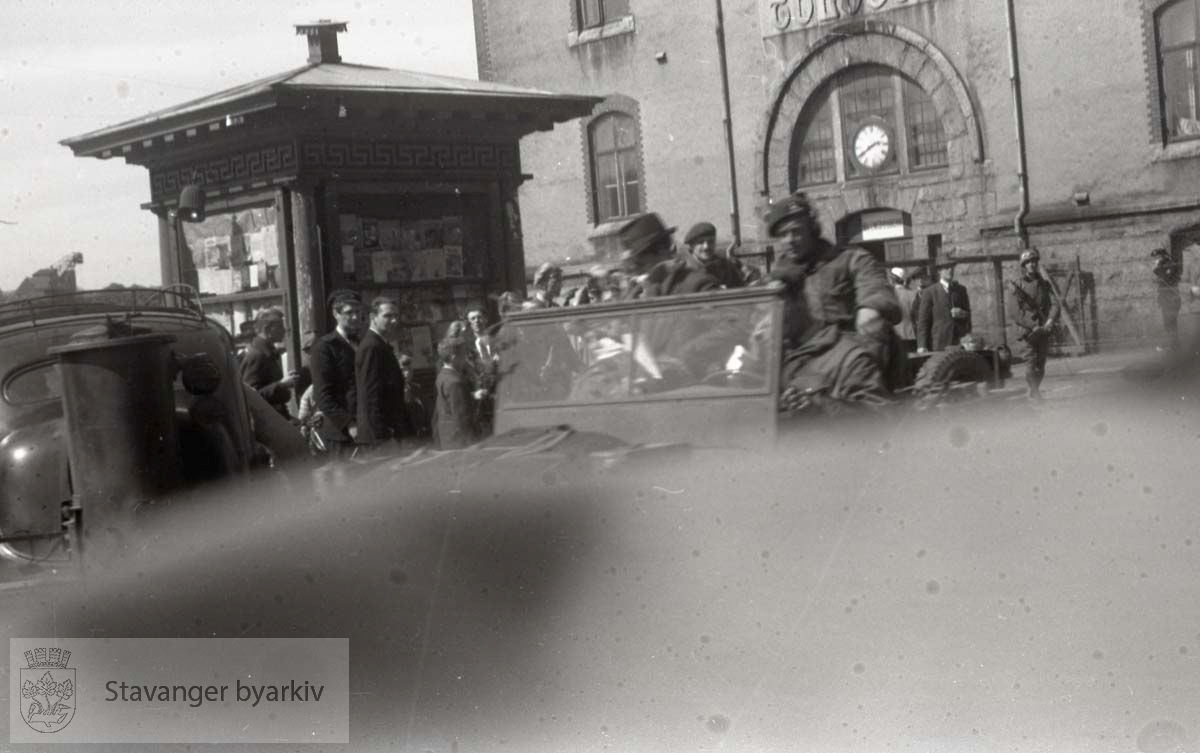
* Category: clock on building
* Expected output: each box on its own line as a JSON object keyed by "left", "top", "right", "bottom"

{"left": 852, "top": 120, "right": 892, "bottom": 171}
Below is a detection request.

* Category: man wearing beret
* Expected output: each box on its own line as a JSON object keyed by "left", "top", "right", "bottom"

{"left": 683, "top": 222, "right": 747, "bottom": 289}
{"left": 764, "top": 192, "right": 903, "bottom": 409}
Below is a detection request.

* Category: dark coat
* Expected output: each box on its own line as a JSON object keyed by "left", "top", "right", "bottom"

{"left": 311, "top": 330, "right": 357, "bottom": 443}
{"left": 917, "top": 280, "right": 972, "bottom": 351}
{"left": 354, "top": 329, "right": 410, "bottom": 445}
{"left": 433, "top": 366, "right": 476, "bottom": 450}
{"left": 239, "top": 336, "right": 291, "bottom": 416}
{"left": 625, "top": 256, "right": 720, "bottom": 300}
{"left": 772, "top": 240, "right": 901, "bottom": 350}
{"left": 771, "top": 240, "right": 902, "bottom": 400}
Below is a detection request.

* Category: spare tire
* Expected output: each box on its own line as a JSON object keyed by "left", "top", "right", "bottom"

{"left": 913, "top": 349, "right": 994, "bottom": 397}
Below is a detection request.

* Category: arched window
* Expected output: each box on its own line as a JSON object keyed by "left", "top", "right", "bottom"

{"left": 791, "top": 65, "right": 948, "bottom": 188}
{"left": 1157, "top": 0, "right": 1200, "bottom": 142}
{"left": 589, "top": 112, "right": 642, "bottom": 222}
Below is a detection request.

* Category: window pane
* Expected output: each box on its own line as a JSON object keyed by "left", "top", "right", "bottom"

{"left": 603, "top": 0, "right": 630, "bottom": 21}
{"left": 619, "top": 149, "right": 640, "bottom": 215}
{"left": 903, "top": 79, "right": 948, "bottom": 168}
{"left": 595, "top": 152, "right": 619, "bottom": 221}
{"left": 614, "top": 115, "right": 637, "bottom": 149}
{"left": 1163, "top": 48, "right": 1200, "bottom": 139}
{"left": 1159, "top": 0, "right": 1198, "bottom": 48}
{"left": 793, "top": 92, "right": 837, "bottom": 186}
{"left": 591, "top": 115, "right": 616, "bottom": 153}
{"left": 580, "top": 0, "right": 602, "bottom": 29}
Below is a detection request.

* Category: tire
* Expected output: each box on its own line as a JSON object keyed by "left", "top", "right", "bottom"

{"left": 912, "top": 349, "right": 994, "bottom": 398}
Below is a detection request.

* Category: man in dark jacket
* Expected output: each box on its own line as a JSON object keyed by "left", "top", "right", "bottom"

{"left": 683, "top": 222, "right": 747, "bottom": 289}
{"left": 239, "top": 307, "right": 299, "bottom": 418}
{"left": 765, "top": 192, "right": 902, "bottom": 409}
{"left": 311, "top": 290, "right": 362, "bottom": 459}
{"left": 917, "top": 261, "right": 972, "bottom": 353}
{"left": 355, "top": 297, "right": 411, "bottom": 452}
{"left": 432, "top": 337, "right": 477, "bottom": 450}
{"left": 1007, "top": 248, "right": 1060, "bottom": 401}
{"left": 618, "top": 213, "right": 720, "bottom": 299}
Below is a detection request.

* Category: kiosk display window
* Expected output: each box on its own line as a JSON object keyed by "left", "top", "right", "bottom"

{"left": 181, "top": 205, "right": 281, "bottom": 296}
{"left": 336, "top": 193, "right": 493, "bottom": 369}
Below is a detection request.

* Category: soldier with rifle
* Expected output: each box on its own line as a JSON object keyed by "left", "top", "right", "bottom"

{"left": 1007, "top": 248, "right": 1060, "bottom": 401}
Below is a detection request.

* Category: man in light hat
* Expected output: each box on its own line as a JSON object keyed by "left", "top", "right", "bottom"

{"left": 764, "top": 191, "right": 903, "bottom": 408}
{"left": 891, "top": 267, "right": 918, "bottom": 353}
{"left": 683, "top": 222, "right": 746, "bottom": 289}
{"left": 530, "top": 262, "right": 564, "bottom": 308}
{"left": 916, "top": 259, "right": 972, "bottom": 353}
{"left": 618, "top": 212, "right": 719, "bottom": 299}
{"left": 1007, "top": 248, "right": 1059, "bottom": 401}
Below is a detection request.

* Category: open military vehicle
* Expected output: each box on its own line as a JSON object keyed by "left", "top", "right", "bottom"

{"left": 494, "top": 284, "right": 1011, "bottom": 446}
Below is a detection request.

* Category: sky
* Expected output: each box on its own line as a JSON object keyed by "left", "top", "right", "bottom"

{"left": 0, "top": 0, "right": 478, "bottom": 291}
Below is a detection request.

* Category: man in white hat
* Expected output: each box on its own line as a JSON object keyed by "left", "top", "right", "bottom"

{"left": 891, "top": 267, "right": 918, "bottom": 352}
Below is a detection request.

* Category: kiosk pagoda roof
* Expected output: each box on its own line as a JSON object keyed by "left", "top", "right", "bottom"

{"left": 61, "top": 21, "right": 600, "bottom": 161}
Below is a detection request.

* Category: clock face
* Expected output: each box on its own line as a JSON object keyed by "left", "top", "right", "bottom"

{"left": 853, "top": 123, "right": 891, "bottom": 170}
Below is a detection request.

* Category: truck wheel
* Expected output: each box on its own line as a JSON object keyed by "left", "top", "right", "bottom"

{"left": 912, "top": 349, "right": 994, "bottom": 406}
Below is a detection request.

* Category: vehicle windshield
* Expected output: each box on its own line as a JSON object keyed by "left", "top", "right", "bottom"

{"left": 496, "top": 291, "right": 780, "bottom": 408}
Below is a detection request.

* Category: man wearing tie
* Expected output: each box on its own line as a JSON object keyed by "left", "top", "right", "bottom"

{"left": 465, "top": 307, "right": 498, "bottom": 436}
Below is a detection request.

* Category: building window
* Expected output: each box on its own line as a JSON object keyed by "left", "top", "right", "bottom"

{"left": 578, "top": 0, "right": 630, "bottom": 31}
{"left": 791, "top": 65, "right": 948, "bottom": 188}
{"left": 1158, "top": 0, "right": 1200, "bottom": 142}
{"left": 589, "top": 112, "right": 641, "bottom": 223}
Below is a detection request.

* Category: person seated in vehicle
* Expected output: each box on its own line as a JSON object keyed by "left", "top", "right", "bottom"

{"left": 618, "top": 212, "right": 720, "bottom": 300}
{"left": 765, "top": 192, "right": 904, "bottom": 411}
{"left": 683, "top": 222, "right": 748, "bottom": 290}
{"left": 530, "top": 263, "right": 564, "bottom": 308}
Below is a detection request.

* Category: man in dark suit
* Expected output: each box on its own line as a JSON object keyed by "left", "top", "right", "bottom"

{"left": 355, "top": 297, "right": 411, "bottom": 453}
{"left": 917, "top": 261, "right": 972, "bottom": 353}
{"left": 239, "top": 307, "right": 299, "bottom": 418}
{"left": 312, "top": 290, "right": 362, "bottom": 459}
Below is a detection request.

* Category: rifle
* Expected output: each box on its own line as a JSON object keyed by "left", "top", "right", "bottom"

{"left": 1009, "top": 279, "right": 1053, "bottom": 342}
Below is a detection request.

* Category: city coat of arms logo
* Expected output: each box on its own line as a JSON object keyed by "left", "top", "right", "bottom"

{"left": 19, "top": 647, "right": 75, "bottom": 733}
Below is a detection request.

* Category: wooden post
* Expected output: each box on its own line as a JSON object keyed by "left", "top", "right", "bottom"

{"left": 288, "top": 185, "right": 324, "bottom": 342}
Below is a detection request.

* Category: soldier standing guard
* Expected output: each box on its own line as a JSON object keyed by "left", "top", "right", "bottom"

{"left": 1007, "top": 248, "right": 1060, "bottom": 401}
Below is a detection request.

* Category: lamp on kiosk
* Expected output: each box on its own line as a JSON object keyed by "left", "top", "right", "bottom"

{"left": 178, "top": 184, "right": 207, "bottom": 223}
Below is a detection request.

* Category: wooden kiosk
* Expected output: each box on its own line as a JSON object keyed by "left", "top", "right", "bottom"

{"left": 62, "top": 21, "right": 599, "bottom": 375}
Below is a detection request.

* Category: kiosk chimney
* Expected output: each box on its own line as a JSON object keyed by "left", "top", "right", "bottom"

{"left": 295, "top": 20, "right": 347, "bottom": 64}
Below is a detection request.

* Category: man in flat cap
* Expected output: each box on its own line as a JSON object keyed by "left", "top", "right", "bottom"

{"left": 683, "top": 222, "right": 747, "bottom": 289}
{"left": 916, "top": 259, "right": 972, "bottom": 353}
{"left": 618, "top": 212, "right": 720, "bottom": 299}
{"left": 764, "top": 192, "right": 903, "bottom": 409}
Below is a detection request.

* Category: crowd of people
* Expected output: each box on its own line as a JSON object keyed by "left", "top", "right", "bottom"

{"left": 234, "top": 190, "right": 1199, "bottom": 458}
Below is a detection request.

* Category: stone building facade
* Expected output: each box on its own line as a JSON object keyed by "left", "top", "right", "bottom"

{"left": 473, "top": 0, "right": 1200, "bottom": 347}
